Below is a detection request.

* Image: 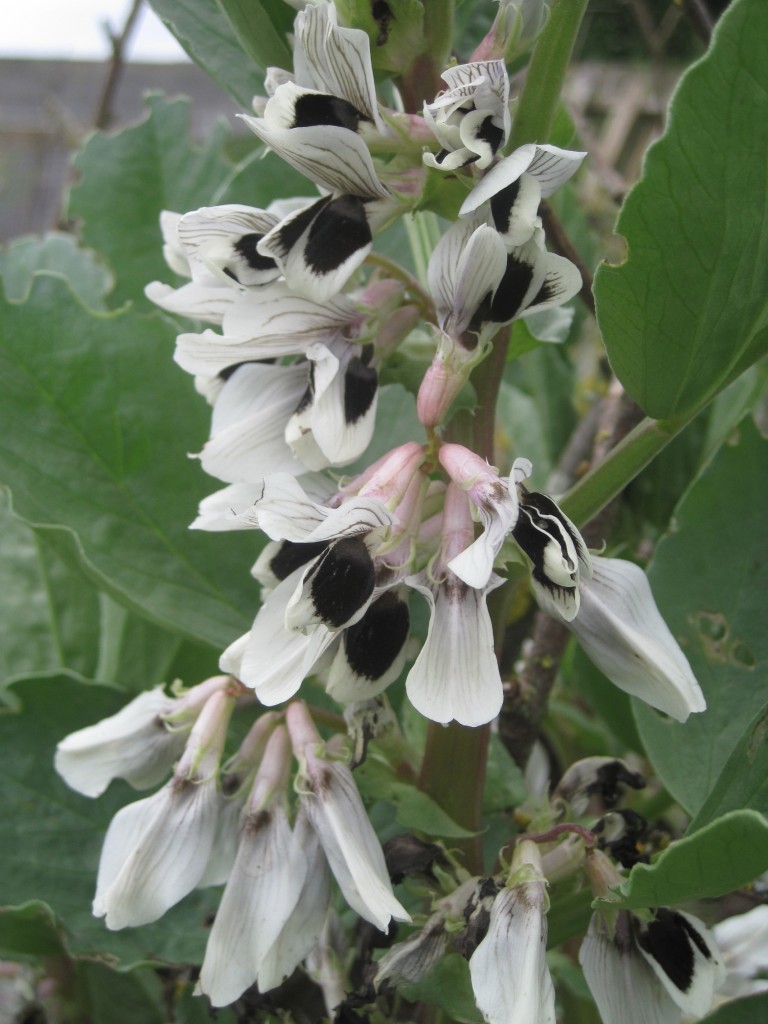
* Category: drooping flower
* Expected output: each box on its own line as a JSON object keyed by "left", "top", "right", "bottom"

{"left": 405, "top": 482, "right": 504, "bottom": 726}
{"left": 562, "top": 555, "right": 706, "bottom": 721}
{"left": 581, "top": 849, "right": 725, "bottom": 1023}
{"left": 287, "top": 701, "right": 410, "bottom": 932}
{"left": 92, "top": 688, "right": 235, "bottom": 929}
{"left": 198, "top": 725, "right": 305, "bottom": 1007}
{"left": 55, "top": 675, "right": 230, "bottom": 798}
{"left": 469, "top": 840, "right": 556, "bottom": 1024}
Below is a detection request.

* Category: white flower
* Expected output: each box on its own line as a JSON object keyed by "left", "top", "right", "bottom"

{"left": 424, "top": 61, "right": 510, "bottom": 171}
{"left": 287, "top": 702, "right": 410, "bottom": 932}
{"left": 579, "top": 911, "right": 682, "bottom": 1024}
{"left": 405, "top": 482, "right": 504, "bottom": 726}
{"left": 512, "top": 479, "right": 592, "bottom": 622}
{"left": 54, "top": 676, "right": 228, "bottom": 797}
{"left": 198, "top": 726, "right": 304, "bottom": 1007}
{"left": 92, "top": 689, "right": 235, "bottom": 929}
{"left": 438, "top": 445, "right": 528, "bottom": 589}
{"left": 257, "top": 809, "right": 332, "bottom": 992}
{"left": 469, "top": 841, "right": 556, "bottom": 1024}
{"left": 174, "top": 281, "right": 361, "bottom": 377}
{"left": 461, "top": 143, "right": 586, "bottom": 246}
{"left": 196, "top": 361, "right": 307, "bottom": 484}
{"left": 563, "top": 555, "right": 706, "bottom": 721}
{"left": 713, "top": 905, "right": 768, "bottom": 1001}
{"left": 284, "top": 339, "right": 379, "bottom": 470}
{"left": 580, "top": 907, "right": 724, "bottom": 1023}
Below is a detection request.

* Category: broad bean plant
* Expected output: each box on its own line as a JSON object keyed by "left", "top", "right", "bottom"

{"left": 1, "top": 0, "right": 767, "bottom": 1022}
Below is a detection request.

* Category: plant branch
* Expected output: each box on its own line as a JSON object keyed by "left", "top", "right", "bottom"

{"left": 94, "top": 0, "right": 144, "bottom": 130}
{"left": 508, "top": 0, "right": 591, "bottom": 150}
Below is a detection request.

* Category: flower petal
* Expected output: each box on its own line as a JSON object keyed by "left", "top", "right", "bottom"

{"left": 636, "top": 909, "right": 725, "bottom": 1017}
{"left": 567, "top": 556, "right": 706, "bottom": 722}
{"left": 579, "top": 913, "right": 681, "bottom": 1024}
{"left": 198, "top": 802, "right": 304, "bottom": 1006}
{"left": 55, "top": 687, "right": 182, "bottom": 797}
{"left": 469, "top": 884, "right": 556, "bottom": 1024}
{"left": 405, "top": 572, "right": 504, "bottom": 726}
{"left": 303, "top": 759, "right": 410, "bottom": 931}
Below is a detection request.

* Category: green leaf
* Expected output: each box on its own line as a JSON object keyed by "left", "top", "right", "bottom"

{"left": 0, "top": 901, "right": 66, "bottom": 958}
{"left": 598, "top": 810, "right": 768, "bottom": 911}
{"left": 0, "top": 275, "right": 258, "bottom": 649}
{"left": 145, "top": 0, "right": 263, "bottom": 107}
{"left": 0, "top": 233, "right": 113, "bottom": 309}
{"left": 690, "top": 701, "right": 768, "bottom": 831}
{"left": 0, "top": 675, "right": 219, "bottom": 965}
{"left": 634, "top": 419, "right": 768, "bottom": 814}
{"left": 213, "top": 0, "right": 293, "bottom": 74}
{"left": 355, "top": 759, "right": 476, "bottom": 838}
{"left": 701, "top": 996, "right": 768, "bottom": 1024}
{"left": 0, "top": 491, "right": 100, "bottom": 685}
{"left": 74, "top": 960, "right": 166, "bottom": 1024}
{"left": 594, "top": 0, "right": 768, "bottom": 419}
{"left": 68, "top": 95, "right": 234, "bottom": 310}
{"left": 400, "top": 953, "right": 482, "bottom": 1024}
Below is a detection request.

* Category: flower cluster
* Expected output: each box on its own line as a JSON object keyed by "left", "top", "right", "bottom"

{"left": 54, "top": 1, "right": 716, "bottom": 1018}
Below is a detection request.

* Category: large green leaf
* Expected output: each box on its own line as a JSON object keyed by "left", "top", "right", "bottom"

{"left": 690, "top": 700, "right": 768, "bottom": 831}
{"left": 598, "top": 810, "right": 768, "bottom": 911}
{"left": 634, "top": 419, "right": 768, "bottom": 814}
{"left": 145, "top": 0, "right": 263, "bottom": 107}
{"left": 594, "top": 0, "right": 768, "bottom": 419}
{"left": 701, "top": 997, "right": 768, "bottom": 1024}
{"left": 0, "top": 491, "right": 100, "bottom": 685}
{"left": 0, "top": 274, "right": 258, "bottom": 649}
{"left": 0, "top": 233, "right": 113, "bottom": 309}
{"left": 0, "top": 675, "right": 219, "bottom": 964}
{"left": 213, "top": 0, "right": 293, "bottom": 75}
{"left": 68, "top": 95, "right": 234, "bottom": 310}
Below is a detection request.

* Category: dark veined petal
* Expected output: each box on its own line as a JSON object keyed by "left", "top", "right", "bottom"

{"left": 259, "top": 195, "right": 373, "bottom": 302}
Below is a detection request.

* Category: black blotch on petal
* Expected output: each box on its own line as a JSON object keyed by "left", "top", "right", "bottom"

{"left": 473, "top": 115, "right": 504, "bottom": 156}
{"left": 305, "top": 196, "right": 372, "bottom": 275}
{"left": 269, "top": 539, "right": 328, "bottom": 581}
{"left": 274, "top": 197, "right": 331, "bottom": 258}
{"left": 490, "top": 179, "right": 521, "bottom": 235}
{"left": 592, "top": 761, "right": 646, "bottom": 807}
{"left": 293, "top": 92, "right": 366, "bottom": 131}
{"left": 309, "top": 536, "right": 375, "bottom": 628}
{"left": 529, "top": 278, "right": 557, "bottom": 309}
{"left": 637, "top": 909, "right": 701, "bottom": 994}
{"left": 342, "top": 591, "right": 410, "bottom": 681}
{"left": 344, "top": 356, "right": 378, "bottom": 424}
{"left": 233, "top": 232, "right": 278, "bottom": 273}
{"left": 594, "top": 809, "right": 649, "bottom": 869}
{"left": 486, "top": 252, "right": 535, "bottom": 323}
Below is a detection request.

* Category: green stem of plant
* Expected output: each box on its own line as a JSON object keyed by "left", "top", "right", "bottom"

{"left": 417, "top": 0, "right": 591, "bottom": 876}
{"left": 508, "top": 0, "right": 590, "bottom": 150}
{"left": 560, "top": 413, "right": 694, "bottom": 526}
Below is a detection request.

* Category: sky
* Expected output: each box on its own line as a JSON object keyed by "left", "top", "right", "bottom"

{"left": 1, "top": 0, "right": 189, "bottom": 61}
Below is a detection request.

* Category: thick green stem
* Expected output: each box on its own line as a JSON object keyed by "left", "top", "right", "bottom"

{"left": 560, "top": 413, "right": 694, "bottom": 527}
{"left": 508, "top": 0, "right": 590, "bottom": 149}
{"left": 417, "top": 0, "right": 591, "bottom": 875}
{"left": 419, "top": 721, "right": 490, "bottom": 872}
